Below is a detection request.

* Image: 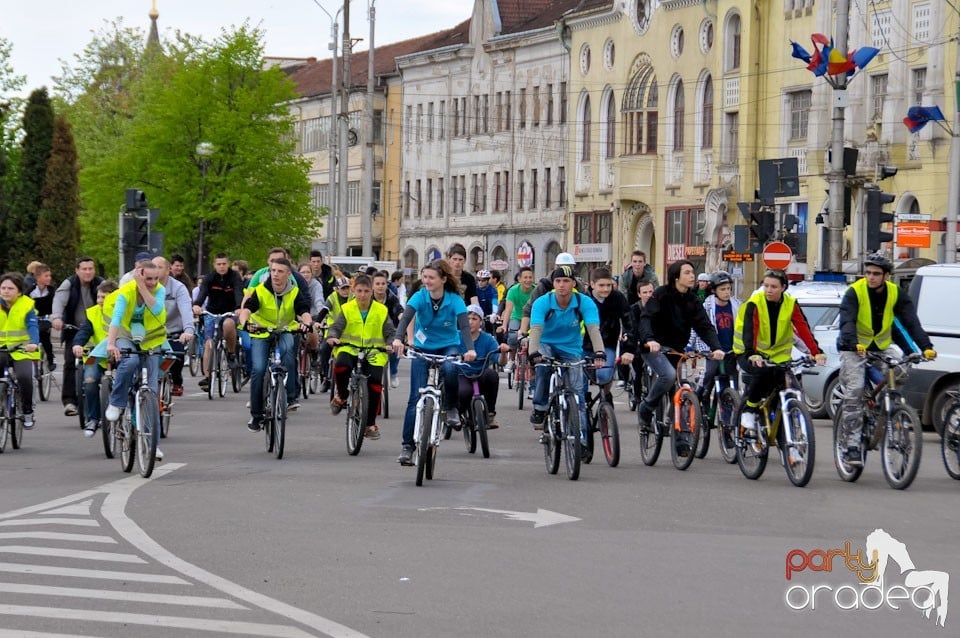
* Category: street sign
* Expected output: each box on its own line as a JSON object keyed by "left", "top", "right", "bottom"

{"left": 722, "top": 250, "right": 755, "bottom": 262}
{"left": 488, "top": 259, "right": 509, "bottom": 270}
{"left": 762, "top": 241, "right": 793, "bottom": 270}
{"left": 516, "top": 241, "right": 534, "bottom": 267}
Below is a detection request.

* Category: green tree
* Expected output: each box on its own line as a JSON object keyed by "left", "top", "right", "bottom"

{"left": 0, "top": 37, "right": 27, "bottom": 271}
{"left": 5, "top": 87, "right": 54, "bottom": 270}
{"left": 35, "top": 114, "right": 80, "bottom": 277}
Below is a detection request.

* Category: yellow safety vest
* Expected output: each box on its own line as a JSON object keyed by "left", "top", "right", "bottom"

{"left": 852, "top": 278, "right": 897, "bottom": 350}
{"left": 103, "top": 280, "right": 167, "bottom": 349}
{"left": 0, "top": 295, "right": 40, "bottom": 361}
{"left": 733, "top": 290, "right": 796, "bottom": 363}
{"left": 325, "top": 291, "right": 352, "bottom": 327}
{"left": 250, "top": 284, "right": 298, "bottom": 338}
{"left": 334, "top": 300, "right": 389, "bottom": 367}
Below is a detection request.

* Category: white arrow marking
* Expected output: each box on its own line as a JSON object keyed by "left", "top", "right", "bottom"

{"left": 420, "top": 507, "right": 580, "bottom": 528}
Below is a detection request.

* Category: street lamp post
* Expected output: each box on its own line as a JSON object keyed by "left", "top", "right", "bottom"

{"left": 196, "top": 141, "right": 214, "bottom": 280}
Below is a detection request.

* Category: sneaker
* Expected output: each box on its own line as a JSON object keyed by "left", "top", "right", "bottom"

{"left": 319, "top": 379, "right": 331, "bottom": 393}
{"left": 487, "top": 413, "right": 499, "bottom": 430}
{"left": 445, "top": 408, "right": 461, "bottom": 431}
{"left": 390, "top": 376, "right": 400, "bottom": 389}
{"left": 787, "top": 447, "right": 802, "bottom": 466}
{"left": 615, "top": 380, "right": 626, "bottom": 388}
{"left": 397, "top": 446, "right": 414, "bottom": 466}
{"left": 227, "top": 353, "right": 239, "bottom": 370}
{"left": 198, "top": 377, "right": 211, "bottom": 391}
{"left": 23, "top": 413, "right": 34, "bottom": 429}
{"left": 364, "top": 424, "right": 381, "bottom": 439}
{"left": 503, "top": 361, "right": 515, "bottom": 374}
{"left": 330, "top": 396, "right": 346, "bottom": 415}
{"left": 740, "top": 411, "right": 757, "bottom": 438}
{"left": 527, "top": 388, "right": 534, "bottom": 400}
{"left": 155, "top": 448, "right": 164, "bottom": 462}
{"left": 245, "top": 400, "right": 251, "bottom": 408}
{"left": 48, "top": 361, "right": 57, "bottom": 372}
{"left": 171, "top": 384, "right": 184, "bottom": 397}
{"left": 247, "top": 417, "right": 262, "bottom": 432}
{"left": 288, "top": 400, "right": 301, "bottom": 412}
{"left": 63, "top": 403, "right": 78, "bottom": 417}
{"left": 637, "top": 410, "right": 652, "bottom": 434}
{"left": 530, "top": 409, "right": 546, "bottom": 429}
{"left": 844, "top": 447, "right": 863, "bottom": 467}
{"left": 83, "top": 420, "right": 98, "bottom": 437}
{"left": 105, "top": 405, "right": 122, "bottom": 422}
{"left": 675, "top": 432, "right": 691, "bottom": 458}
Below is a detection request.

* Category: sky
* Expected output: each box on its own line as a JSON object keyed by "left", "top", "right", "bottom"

{"left": 1, "top": 0, "right": 471, "bottom": 95}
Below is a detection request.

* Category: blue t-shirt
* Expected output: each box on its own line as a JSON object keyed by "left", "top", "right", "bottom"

{"left": 530, "top": 292, "right": 599, "bottom": 358}
{"left": 407, "top": 289, "right": 467, "bottom": 349}
{"left": 714, "top": 302, "right": 735, "bottom": 351}
{"left": 462, "top": 331, "right": 499, "bottom": 375}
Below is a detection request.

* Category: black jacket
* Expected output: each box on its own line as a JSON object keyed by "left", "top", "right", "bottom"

{"left": 634, "top": 284, "right": 721, "bottom": 353}
{"left": 585, "top": 289, "right": 631, "bottom": 350}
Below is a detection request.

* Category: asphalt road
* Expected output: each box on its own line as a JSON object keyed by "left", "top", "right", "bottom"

{"left": 0, "top": 364, "right": 957, "bottom": 637}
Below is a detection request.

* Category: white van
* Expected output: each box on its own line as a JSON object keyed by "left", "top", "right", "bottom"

{"left": 906, "top": 264, "right": 960, "bottom": 434}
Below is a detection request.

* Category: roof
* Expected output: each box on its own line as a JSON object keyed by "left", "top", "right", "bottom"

{"left": 286, "top": 21, "right": 470, "bottom": 98}
{"left": 497, "top": 0, "right": 611, "bottom": 34}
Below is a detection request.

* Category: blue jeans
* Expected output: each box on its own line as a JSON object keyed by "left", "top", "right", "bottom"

{"left": 533, "top": 345, "right": 587, "bottom": 438}
{"left": 249, "top": 333, "right": 297, "bottom": 419}
{"left": 238, "top": 329, "right": 252, "bottom": 374}
{"left": 82, "top": 363, "right": 105, "bottom": 421}
{"left": 401, "top": 346, "right": 460, "bottom": 448}
{"left": 109, "top": 340, "right": 159, "bottom": 410}
{"left": 388, "top": 351, "right": 399, "bottom": 377}
{"left": 638, "top": 351, "right": 676, "bottom": 420}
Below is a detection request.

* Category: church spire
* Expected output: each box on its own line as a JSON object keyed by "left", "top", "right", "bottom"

{"left": 147, "top": 0, "right": 160, "bottom": 48}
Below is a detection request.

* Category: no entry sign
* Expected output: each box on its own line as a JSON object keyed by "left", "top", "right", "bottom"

{"left": 762, "top": 241, "right": 793, "bottom": 270}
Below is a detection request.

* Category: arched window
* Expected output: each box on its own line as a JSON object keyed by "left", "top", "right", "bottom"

{"left": 701, "top": 75, "right": 713, "bottom": 148}
{"left": 725, "top": 13, "right": 741, "bottom": 71}
{"left": 672, "top": 80, "right": 685, "bottom": 151}
{"left": 622, "top": 61, "right": 658, "bottom": 155}
{"left": 403, "top": 248, "right": 419, "bottom": 275}
{"left": 605, "top": 90, "right": 617, "bottom": 158}
{"left": 580, "top": 94, "right": 592, "bottom": 161}
{"left": 544, "top": 241, "right": 561, "bottom": 271}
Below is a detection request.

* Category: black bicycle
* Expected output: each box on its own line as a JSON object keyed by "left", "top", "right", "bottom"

{"left": 249, "top": 326, "right": 301, "bottom": 460}
{"left": 694, "top": 354, "right": 740, "bottom": 462}
{"left": 341, "top": 343, "right": 388, "bottom": 456}
{"left": 535, "top": 356, "right": 585, "bottom": 481}
{"left": 582, "top": 364, "right": 620, "bottom": 467}
{"left": 0, "top": 345, "right": 28, "bottom": 452}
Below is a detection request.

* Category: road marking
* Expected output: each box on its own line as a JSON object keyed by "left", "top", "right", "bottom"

{"left": 0, "top": 546, "right": 145, "bottom": 563}
{"left": 420, "top": 506, "right": 581, "bottom": 528}
{"left": 0, "top": 562, "right": 189, "bottom": 584}
{"left": 0, "top": 518, "right": 99, "bottom": 528}
{"left": 0, "top": 532, "right": 115, "bottom": 543}
{"left": 0, "top": 583, "right": 246, "bottom": 609}
{"left": 0, "top": 630, "right": 103, "bottom": 638}
{"left": 0, "top": 605, "right": 318, "bottom": 638}
{"left": 40, "top": 501, "right": 93, "bottom": 517}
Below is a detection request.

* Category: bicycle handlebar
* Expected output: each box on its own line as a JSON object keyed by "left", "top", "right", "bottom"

{"left": 404, "top": 347, "right": 462, "bottom": 364}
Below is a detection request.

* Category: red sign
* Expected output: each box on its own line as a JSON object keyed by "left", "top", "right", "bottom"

{"left": 762, "top": 241, "right": 793, "bottom": 270}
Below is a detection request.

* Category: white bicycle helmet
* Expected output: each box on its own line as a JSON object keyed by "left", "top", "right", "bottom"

{"left": 555, "top": 252, "right": 576, "bottom": 266}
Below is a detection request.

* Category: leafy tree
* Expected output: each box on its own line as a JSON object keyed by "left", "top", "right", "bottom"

{"left": 35, "top": 114, "right": 80, "bottom": 277}
{"left": 5, "top": 88, "right": 54, "bottom": 270}
{"left": 0, "top": 37, "right": 26, "bottom": 271}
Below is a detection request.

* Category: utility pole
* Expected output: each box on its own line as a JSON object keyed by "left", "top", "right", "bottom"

{"left": 945, "top": 31, "right": 960, "bottom": 263}
{"left": 328, "top": 12, "right": 340, "bottom": 259}
{"left": 826, "top": 0, "right": 850, "bottom": 273}
{"left": 337, "top": 1, "right": 352, "bottom": 256}
{"left": 361, "top": 0, "right": 376, "bottom": 258}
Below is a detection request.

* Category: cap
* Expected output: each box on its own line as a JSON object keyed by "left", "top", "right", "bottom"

{"left": 466, "top": 304, "right": 484, "bottom": 317}
{"left": 336, "top": 277, "right": 351, "bottom": 288}
{"left": 551, "top": 265, "right": 576, "bottom": 281}
{"left": 697, "top": 273, "right": 711, "bottom": 282}
{"left": 135, "top": 251, "right": 154, "bottom": 262}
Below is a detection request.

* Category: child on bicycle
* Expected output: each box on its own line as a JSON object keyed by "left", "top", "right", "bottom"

{"left": 458, "top": 305, "right": 509, "bottom": 429}
{"left": 72, "top": 280, "right": 119, "bottom": 437}
{"left": 326, "top": 274, "right": 395, "bottom": 440}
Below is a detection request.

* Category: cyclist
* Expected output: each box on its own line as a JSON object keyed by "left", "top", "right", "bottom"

{"left": 500, "top": 266, "right": 535, "bottom": 373}
{"left": 309, "top": 249, "right": 337, "bottom": 300}
{"left": 447, "top": 243, "right": 479, "bottom": 305}
{"left": 475, "top": 270, "right": 498, "bottom": 328}
{"left": 489, "top": 271, "right": 506, "bottom": 311}
{"left": 733, "top": 269, "right": 827, "bottom": 438}
{"left": 691, "top": 271, "right": 741, "bottom": 404}
{"left": 193, "top": 253, "right": 244, "bottom": 393}
{"left": 51, "top": 257, "right": 103, "bottom": 418}
{"left": 585, "top": 266, "right": 631, "bottom": 402}
{"left": 372, "top": 271, "right": 403, "bottom": 388}
{"left": 237, "top": 258, "right": 314, "bottom": 432}
{"left": 390, "top": 270, "right": 407, "bottom": 306}
{"left": 836, "top": 253, "right": 935, "bottom": 465}
{"left": 519, "top": 252, "right": 585, "bottom": 336}
{"left": 621, "top": 277, "right": 656, "bottom": 397}
{"left": 696, "top": 273, "right": 711, "bottom": 302}
{"left": 299, "top": 263, "right": 326, "bottom": 362}
{"left": 153, "top": 257, "right": 195, "bottom": 396}
{"left": 318, "top": 276, "right": 353, "bottom": 392}
{"left": 27, "top": 263, "right": 56, "bottom": 372}
{"left": 0, "top": 272, "right": 42, "bottom": 429}
{"left": 619, "top": 250, "right": 659, "bottom": 298}
{"left": 458, "top": 304, "right": 509, "bottom": 429}
{"left": 73, "top": 280, "right": 119, "bottom": 436}
{"left": 98, "top": 260, "right": 168, "bottom": 461}
{"left": 326, "top": 273, "right": 395, "bottom": 440}
{"left": 528, "top": 265, "right": 605, "bottom": 434}
{"left": 392, "top": 259, "right": 476, "bottom": 466}
{"left": 632, "top": 260, "right": 725, "bottom": 456}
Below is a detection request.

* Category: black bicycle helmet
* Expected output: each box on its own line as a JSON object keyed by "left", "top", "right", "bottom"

{"left": 710, "top": 271, "right": 733, "bottom": 288}
{"left": 863, "top": 252, "right": 893, "bottom": 274}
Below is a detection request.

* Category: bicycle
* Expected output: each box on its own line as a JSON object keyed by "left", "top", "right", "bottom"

{"left": 111, "top": 345, "right": 175, "bottom": 478}
{"left": 341, "top": 343, "right": 388, "bottom": 456}
{"left": 942, "top": 389, "right": 960, "bottom": 480}
{"left": 513, "top": 337, "right": 533, "bottom": 410}
{"left": 34, "top": 316, "right": 55, "bottom": 402}
{"left": 637, "top": 349, "right": 704, "bottom": 471}
{"left": 832, "top": 351, "right": 925, "bottom": 489}
{"left": 457, "top": 351, "right": 500, "bottom": 459}
{"left": 694, "top": 353, "right": 740, "bottom": 463}
{"left": 187, "top": 314, "right": 205, "bottom": 377}
{"left": 733, "top": 356, "right": 816, "bottom": 487}
{"left": 582, "top": 364, "right": 620, "bottom": 467}
{"left": 535, "top": 356, "right": 585, "bottom": 481}
{"left": 380, "top": 366, "right": 390, "bottom": 419}
{"left": 0, "top": 345, "right": 28, "bottom": 452}
{"left": 202, "top": 311, "right": 237, "bottom": 399}
{"left": 249, "top": 325, "right": 299, "bottom": 460}
{"left": 74, "top": 345, "right": 116, "bottom": 458}
{"left": 158, "top": 351, "right": 184, "bottom": 439}
{"left": 407, "top": 348, "right": 461, "bottom": 486}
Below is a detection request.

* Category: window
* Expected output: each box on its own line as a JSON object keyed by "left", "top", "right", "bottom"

{"left": 310, "top": 183, "right": 327, "bottom": 213}
{"left": 426, "top": 178, "right": 433, "bottom": 217}
{"left": 460, "top": 97, "right": 467, "bottom": 135}
{"left": 415, "top": 180, "right": 422, "bottom": 217}
{"left": 347, "top": 181, "right": 361, "bottom": 216}
{"left": 531, "top": 169, "right": 538, "bottom": 209}
{"left": 459, "top": 176, "right": 466, "bottom": 213}
{"left": 871, "top": 74, "right": 888, "bottom": 119}
{"left": 505, "top": 91, "right": 512, "bottom": 130}
{"left": 438, "top": 101, "right": 445, "bottom": 139}
{"left": 726, "top": 14, "right": 741, "bottom": 71}
{"left": 546, "top": 84, "right": 554, "bottom": 125}
{"left": 912, "top": 68, "right": 926, "bottom": 105}
{"left": 723, "top": 111, "right": 738, "bottom": 163}
{"left": 701, "top": 77, "right": 713, "bottom": 148}
{"left": 672, "top": 80, "right": 684, "bottom": 151}
{"left": 519, "top": 88, "right": 527, "bottom": 128}
{"left": 301, "top": 116, "right": 333, "bottom": 153}
{"left": 481, "top": 173, "right": 488, "bottom": 212}
{"left": 665, "top": 207, "right": 707, "bottom": 270}
{"left": 438, "top": 178, "right": 444, "bottom": 218}
{"left": 405, "top": 106, "right": 412, "bottom": 142}
{"left": 573, "top": 212, "right": 613, "bottom": 244}
{"left": 622, "top": 62, "right": 658, "bottom": 155}
{"left": 559, "top": 82, "right": 568, "bottom": 124}
{"left": 372, "top": 181, "right": 381, "bottom": 217}
{"left": 872, "top": 9, "right": 892, "bottom": 47}
{"left": 545, "top": 167, "right": 552, "bottom": 208}
{"left": 494, "top": 172, "right": 501, "bottom": 211}
{"left": 605, "top": 94, "right": 616, "bottom": 158}
{"left": 789, "top": 90, "right": 811, "bottom": 140}
{"left": 517, "top": 170, "right": 525, "bottom": 212}
{"left": 483, "top": 94, "right": 489, "bottom": 133}
{"left": 533, "top": 86, "right": 541, "bottom": 127}
{"left": 471, "top": 174, "right": 479, "bottom": 211}
{"left": 453, "top": 99, "right": 460, "bottom": 136}
{"left": 558, "top": 167, "right": 565, "bottom": 206}
{"left": 496, "top": 92, "right": 503, "bottom": 131}
{"left": 474, "top": 95, "right": 481, "bottom": 134}
{"left": 373, "top": 110, "right": 383, "bottom": 144}
{"left": 404, "top": 180, "right": 410, "bottom": 218}
{"left": 913, "top": 2, "right": 931, "bottom": 42}
{"left": 503, "top": 171, "right": 509, "bottom": 212}
{"left": 580, "top": 94, "right": 592, "bottom": 161}
{"left": 427, "top": 103, "right": 434, "bottom": 141}
{"left": 416, "top": 104, "right": 423, "bottom": 141}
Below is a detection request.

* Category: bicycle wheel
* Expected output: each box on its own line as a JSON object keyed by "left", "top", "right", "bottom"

{"left": 506, "top": 363, "right": 514, "bottom": 389}
{"left": 263, "top": 384, "right": 275, "bottom": 453}
{"left": 561, "top": 392, "right": 582, "bottom": 480}
{"left": 717, "top": 387, "right": 740, "bottom": 464}
{"left": 11, "top": 392, "right": 23, "bottom": 450}
{"left": 216, "top": 346, "right": 228, "bottom": 398}
{"left": 735, "top": 403, "right": 768, "bottom": 480}
{"left": 831, "top": 408, "right": 864, "bottom": 482}
{"left": 473, "top": 396, "right": 490, "bottom": 459}
{"left": 543, "top": 400, "right": 561, "bottom": 475}
{"left": 119, "top": 413, "right": 135, "bottom": 473}
{"left": 232, "top": 350, "right": 244, "bottom": 394}
{"left": 627, "top": 368, "right": 638, "bottom": 412}
{"left": 101, "top": 374, "right": 115, "bottom": 458}
{"left": 159, "top": 374, "right": 172, "bottom": 439}
{"left": 273, "top": 380, "right": 287, "bottom": 460}
{"left": 415, "top": 398, "right": 434, "bottom": 486}
{"left": 380, "top": 367, "right": 389, "bottom": 419}
{"left": 462, "top": 406, "right": 477, "bottom": 454}
{"left": 135, "top": 389, "right": 159, "bottom": 478}
{"left": 638, "top": 395, "right": 666, "bottom": 466}
{"left": 516, "top": 353, "right": 527, "bottom": 410}
{"left": 881, "top": 403, "right": 922, "bottom": 490}
{"left": 942, "top": 402, "right": 960, "bottom": 480}
{"left": 206, "top": 344, "right": 217, "bottom": 400}
{"left": 695, "top": 396, "right": 710, "bottom": 460}
{"left": 298, "top": 349, "right": 309, "bottom": 400}
{"left": 346, "top": 381, "right": 367, "bottom": 456}
{"left": 0, "top": 384, "right": 8, "bottom": 452}
{"left": 780, "top": 398, "right": 815, "bottom": 487}
{"left": 598, "top": 399, "right": 620, "bottom": 467}
{"left": 670, "top": 389, "right": 701, "bottom": 471}
{"left": 187, "top": 338, "right": 200, "bottom": 376}
{"left": 37, "top": 359, "right": 51, "bottom": 401}
{"left": 75, "top": 367, "right": 86, "bottom": 429}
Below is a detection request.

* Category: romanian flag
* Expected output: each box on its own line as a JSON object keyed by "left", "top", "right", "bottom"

{"left": 903, "top": 105, "right": 946, "bottom": 133}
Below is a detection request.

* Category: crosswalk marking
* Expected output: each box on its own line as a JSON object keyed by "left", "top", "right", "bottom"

{"left": 0, "top": 583, "right": 246, "bottom": 609}
{"left": 0, "top": 518, "right": 99, "bottom": 528}
{"left": 0, "top": 545, "right": 145, "bottom": 563}
{"left": 0, "top": 605, "right": 318, "bottom": 638}
{"left": 0, "top": 562, "right": 189, "bottom": 584}
{"left": 0, "top": 532, "right": 114, "bottom": 543}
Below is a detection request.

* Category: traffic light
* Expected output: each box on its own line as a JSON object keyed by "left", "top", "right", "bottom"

{"left": 126, "top": 189, "right": 147, "bottom": 212}
{"left": 122, "top": 215, "right": 149, "bottom": 248}
{"left": 866, "top": 187, "right": 895, "bottom": 251}
{"left": 738, "top": 201, "right": 774, "bottom": 246}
